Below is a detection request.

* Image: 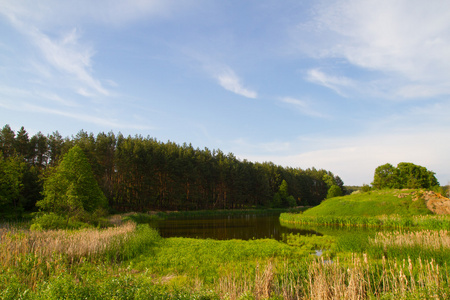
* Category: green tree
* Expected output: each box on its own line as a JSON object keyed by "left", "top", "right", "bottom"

{"left": 0, "top": 124, "right": 16, "bottom": 158}
{"left": 326, "top": 185, "right": 343, "bottom": 199}
{"left": 37, "top": 146, "right": 107, "bottom": 217}
{"left": 273, "top": 179, "right": 297, "bottom": 207}
{"left": 372, "top": 162, "right": 439, "bottom": 190}
{"left": 0, "top": 154, "right": 26, "bottom": 215}
{"left": 15, "top": 126, "right": 31, "bottom": 159}
{"left": 372, "top": 163, "right": 397, "bottom": 189}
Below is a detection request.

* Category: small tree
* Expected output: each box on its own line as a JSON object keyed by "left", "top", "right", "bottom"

{"left": 37, "top": 146, "right": 107, "bottom": 218}
{"left": 272, "top": 179, "right": 297, "bottom": 207}
{"left": 327, "top": 185, "right": 343, "bottom": 199}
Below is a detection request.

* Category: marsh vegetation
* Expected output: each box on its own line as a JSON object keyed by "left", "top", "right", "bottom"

{"left": 3, "top": 209, "right": 450, "bottom": 299}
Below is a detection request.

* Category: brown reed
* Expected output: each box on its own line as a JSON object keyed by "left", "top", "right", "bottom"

{"left": 0, "top": 222, "right": 136, "bottom": 288}
{"left": 370, "top": 230, "right": 450, "bottom": 249}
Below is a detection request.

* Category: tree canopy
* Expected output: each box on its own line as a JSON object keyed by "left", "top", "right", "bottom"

{"left": 1, "top": 124, "right": 345, "bottom": 217}
{"left": 372, "top": 162, "right": 439, "bottom": 189}
{"left": 37, "top": 146, "right": 107, "bottom": 217}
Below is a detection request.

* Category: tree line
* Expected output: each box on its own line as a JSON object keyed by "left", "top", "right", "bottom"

{"left": 0, "top": 124, "right": 345, "bottom": 217}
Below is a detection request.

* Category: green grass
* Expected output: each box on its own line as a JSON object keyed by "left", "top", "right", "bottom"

{"left": 4, "top": 205, "right": 450, "bottom": 299}
{"left": 302, "top": 189, "right": 431, "bottom": 217}
{"left": 279, "top": 189, "right": 446, "bottom": 229}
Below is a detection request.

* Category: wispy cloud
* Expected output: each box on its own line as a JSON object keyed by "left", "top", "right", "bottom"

{"left": 296, "top": 0, "right": 450, "bottom": 99}
{"left": 279, "top": 96, "right": 327, "bottom": 118}
{"left": 214, "top": 67, "right": 257, "bottom": 99}
{"left": 29, "top": 27, "right": 110, "bottom": 97}
{"left": 22, "top": 103, "right": 152, "bottom": 130}
{"left": 0, "top": 5, "right": 111, "bottom": 99}
{"left": 305, "top": 69, "right": 354, "bottom": 96}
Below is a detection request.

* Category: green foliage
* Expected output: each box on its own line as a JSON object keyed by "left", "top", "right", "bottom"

{"left": 326, "top": 185, "right": 343, "bottom": 199}
{"left": 30, "top": 213, "right": 88, "bottom": 230}
{"left": 272, "top": 180, "right": 297, "bottom": 208}
{"left": 119, "top": 224, "right": 162, "bottom": 260}
{"left": 2, "top": 124, "right": 343, "bottom": 215}
{"left": 372, "top": 162, "right": 439, "bottom": 190}
{"left": 361, "top": 184, "right": 371, "bottom": 192}
{"left": 0, "top": 154, "right": 25, "bottom": 214}
{"left": 37, "top": 146, "right": 107, "bottom": 217}
{"left": 284, "top": 233, "right": 337, "bottom": 257}
{"left": 132, "top": 236, "right": 297, "bottom": 282}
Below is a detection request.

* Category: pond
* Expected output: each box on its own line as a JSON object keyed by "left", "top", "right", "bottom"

{"left": 153, "top": 213, "right": 321, "bottom": 241}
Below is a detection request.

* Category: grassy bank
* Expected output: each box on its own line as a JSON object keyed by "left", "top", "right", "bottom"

{"left": 300, "top": 189, "right": 432, "bottom": 217}
{"left": 2, "top": 220, "right": 450, "bottom": 299}
{"left": 280, "top": 213, "right": 450, "bottom": 229}
{"left": 279, "top": 189, "right": 450, "bottom": 229}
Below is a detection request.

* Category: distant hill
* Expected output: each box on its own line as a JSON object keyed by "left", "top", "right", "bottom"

{"left": 302, "top": 189, "right": 450, "bottom": 217}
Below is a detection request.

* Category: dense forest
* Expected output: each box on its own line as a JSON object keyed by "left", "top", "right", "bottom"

{"left": 0, "top": 124, "right": 345, "bottom": 217}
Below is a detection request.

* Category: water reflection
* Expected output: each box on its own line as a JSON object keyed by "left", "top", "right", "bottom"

{"left": 154, "top": 214, "right": 320, "bottom": 241}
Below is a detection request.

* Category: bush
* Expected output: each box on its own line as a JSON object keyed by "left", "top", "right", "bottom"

{"left": 30, "top": 213, "right": 88, "bottom": 230}
{"left": 327, "top": 185, "right": 343, "bottom": 199}
{"left": 361, "top": 184, "right": 371, "bottom": 192}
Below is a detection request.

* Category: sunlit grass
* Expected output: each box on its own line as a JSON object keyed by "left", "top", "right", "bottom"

{"left": 280, "top": 213, "right": 450, "bottom": 230}
{"left": 3, "top": 217, "right": 450, "bottom": 299}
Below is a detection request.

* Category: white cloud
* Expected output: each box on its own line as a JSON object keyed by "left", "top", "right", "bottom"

{"left": 305, "top": 69, "right": 354, "bottom": 96}
{"left": 215, "top": 67, "right": 257, "bottom": 99}
{"left": 280, "top": 96, "right": 327, "bottom": 118}
{"left": 22, "top": 103, "right": 153, "bottom": 130}
{"left": 243, "top": 130, "right": 450, "bottom": 186}
{"left": 297, "top": 0, "right": 450, "bottom": 99}
{"left": 0, "top": 6, "right": 111, "bottom": 99}
{"left": 29, "top": 28, "right": 110, "bottom": 97}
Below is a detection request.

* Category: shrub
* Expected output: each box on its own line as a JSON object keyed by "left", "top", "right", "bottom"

{"left": 30, "top": 213, "right": 87, "bottom": 230}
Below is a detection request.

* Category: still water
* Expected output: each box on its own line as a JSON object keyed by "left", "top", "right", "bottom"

{"left": 153, "top": 214, "right": 320, "bottom": 241}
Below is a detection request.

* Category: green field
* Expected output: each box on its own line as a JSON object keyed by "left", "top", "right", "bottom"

{"left": 3, "top": 190, "right": 450, "bottom": 299}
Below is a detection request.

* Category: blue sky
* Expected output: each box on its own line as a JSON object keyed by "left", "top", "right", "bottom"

{"left": 1, "top": 0, "right": 450, "bottom": 186}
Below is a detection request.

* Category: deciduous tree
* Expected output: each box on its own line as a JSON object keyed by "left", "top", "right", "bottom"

{"left": 37, "top": 146, "right": 107, "bottom": 217}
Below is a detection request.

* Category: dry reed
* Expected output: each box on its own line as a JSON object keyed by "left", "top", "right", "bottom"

{"left": 216, "top": 261, "right": 275, "bottom": 300}
{"left": 370, "top": 230, "right": 450, "bottom": 249}
{"left": 215, "top": 254, "right": 449, "bottom": 299}
{"left": 0, "top": 222, "right": 136, "bottom": 288}
{"left": 0, "top": 222, "right": 136, "bottom": 262}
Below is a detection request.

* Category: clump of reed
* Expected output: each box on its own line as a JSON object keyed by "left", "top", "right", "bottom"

{"left": 370, "top": 230, "right": 450, "bottom": 250}
{"left": 0, "top": 222, "right": 136, "bottom": 263}
{"left": 304, "top": 255, "right": 448, "bottom": 299}
{"left": 214, "top": 254, "right": 450, "bottom": 299}
{"left": 216, "top": 260, "right": 277, "bottom": 300}
{"left": 0, "top": 222, "right": 137, "bottom": 289}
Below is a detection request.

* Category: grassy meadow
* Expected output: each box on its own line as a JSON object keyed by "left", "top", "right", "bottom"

{"left": 2, "top": 190, "right": 450, "bottom": 299}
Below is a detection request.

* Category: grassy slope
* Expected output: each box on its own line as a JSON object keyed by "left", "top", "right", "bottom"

{"left": 302, "top": 189, "right": 431, "bottom": 217}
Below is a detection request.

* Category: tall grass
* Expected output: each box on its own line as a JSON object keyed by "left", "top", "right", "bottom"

{"left": 280, "top": 213, "right": 450, "bottom": 230}
{"left": 371, "top": 230, "right": 450, "bottom": 250}
{"left": 303, "top": 255, "right": 449, "bottom": 299}
{"left": 0, "top": 222, "right": 136, "bottom": 263}
{"left": 0, "top": 222, "right": 160, "bottom": 291}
